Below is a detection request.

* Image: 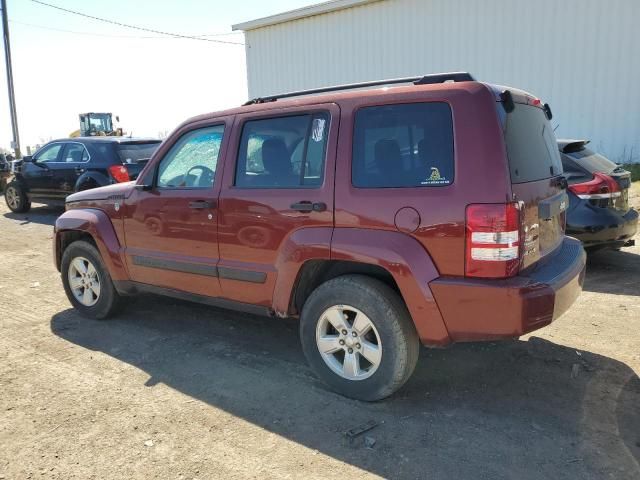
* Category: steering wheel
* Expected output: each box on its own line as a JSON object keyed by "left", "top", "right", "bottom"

{"left": 185, "top": 165, "right": 214, "bottom": 187}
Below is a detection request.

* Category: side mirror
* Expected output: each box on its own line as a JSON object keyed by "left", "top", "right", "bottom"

{"left": 22, "top": 155, "right": 33, "bottom": 162}
{"left": 134, "top": 183, "right": 152, "bottom": 191}
{"left": 543, "top": 103, "right": 553, "bottom": 120}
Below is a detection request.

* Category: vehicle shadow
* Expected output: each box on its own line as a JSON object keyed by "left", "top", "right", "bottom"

{"left": 50, "top": 298, "right": 640, "bottom": 479}
{"left": 584, "top": 247, "right": 640, "bottom": 296}
{"left": 2, "top": 204, "right": 63, "bottom": 226}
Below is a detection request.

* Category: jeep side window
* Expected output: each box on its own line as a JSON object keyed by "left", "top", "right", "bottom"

{"left": 235, "top": 113, "right": 329, "bottom": 188}
{"left": 156, "top": 125, "right": 225, "bottom": 189}
{"left": 34, "top": 144, "right": 63, "bottom": 163}
{"left": 352, "top": 102, "right": 454, "bottom": 188}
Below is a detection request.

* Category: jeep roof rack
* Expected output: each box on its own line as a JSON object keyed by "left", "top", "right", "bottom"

{"left": 243, "top": 72, "right": 476, "bottom": 106}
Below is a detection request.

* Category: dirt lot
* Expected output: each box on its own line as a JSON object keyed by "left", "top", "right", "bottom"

{"left": 0, "top": 187, "right": 639, "bottom": 480}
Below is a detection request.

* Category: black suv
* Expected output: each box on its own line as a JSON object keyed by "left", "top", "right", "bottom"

{"left": 559, "top": 139, "right": 638, "bottom": 250}
{"left": 4, "top": 137, "right": 161, "bottom": 213}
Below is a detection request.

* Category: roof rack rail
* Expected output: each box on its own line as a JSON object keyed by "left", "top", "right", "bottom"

{"left": 243, "top": 72, "right": 476, "bottom": 106}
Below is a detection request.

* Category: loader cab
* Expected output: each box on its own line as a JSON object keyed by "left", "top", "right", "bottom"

{"left": 79, "top": 113, "right": 115, "bottom": 137}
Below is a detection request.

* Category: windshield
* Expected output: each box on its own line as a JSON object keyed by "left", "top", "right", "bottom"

{"left": 115, "top": 142, "right": 161, "bottom": 164}
{"left": 90, "top": 116, "right": 111, "bottom": 132}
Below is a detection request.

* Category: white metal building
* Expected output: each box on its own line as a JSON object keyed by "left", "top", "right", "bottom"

{"left": 233, "top": 0, "right": 640, "bottom": 163}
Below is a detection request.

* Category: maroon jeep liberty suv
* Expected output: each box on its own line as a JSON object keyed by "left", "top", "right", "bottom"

{"left": 54, "top": 73, "right": 586, "bottom": 401}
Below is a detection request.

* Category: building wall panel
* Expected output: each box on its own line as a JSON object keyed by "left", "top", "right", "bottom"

{"left": 243, "top": 0, "right": 640, "bottom": 161}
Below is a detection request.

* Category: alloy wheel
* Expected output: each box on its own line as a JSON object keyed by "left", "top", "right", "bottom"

{"left": 68, "top": 256, "right": 101, "bottom": 307}
{"left": 315, "top": 305, "right": 382, "bottom": 381}
{"left": 6, "top": 186, "right": 19, "bottom": 210}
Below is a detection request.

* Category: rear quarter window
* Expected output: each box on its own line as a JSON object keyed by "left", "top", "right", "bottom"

{"left": 352, "top": 102, "right": 454, "bottom": 188}
{"left": 503, "top": 103, "right": 563, "bottom": 183}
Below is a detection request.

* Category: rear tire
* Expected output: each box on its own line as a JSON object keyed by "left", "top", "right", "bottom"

{"left": 61, "top": 240, "right": 123, "bottom": 319}
{"left": 5, "top": 181, "right": 31, "bottom": 213}
{"left": 300, "top": 275, "right": 419, "bottom": 401}
{"left": 75, "top": 179, "right": 99, "bottom": 192}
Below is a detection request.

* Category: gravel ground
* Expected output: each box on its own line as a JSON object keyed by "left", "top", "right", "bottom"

{"left": 0, "top": 188, "right": 638, "bottom": 480}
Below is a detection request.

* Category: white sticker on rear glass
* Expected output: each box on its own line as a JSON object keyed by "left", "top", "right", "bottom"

{"left": 311, "top": 118, "right": 326, "bottom": 142}
{"left": 419, "top": 166, "right": 450, "bottom": 185}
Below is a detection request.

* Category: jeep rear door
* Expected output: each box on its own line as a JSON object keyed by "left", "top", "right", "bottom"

{"left": 217, "top": 103, "right": 339, "bottom": 307}
{"left": 500, "top": 97, "right": 567, "bottom": 268}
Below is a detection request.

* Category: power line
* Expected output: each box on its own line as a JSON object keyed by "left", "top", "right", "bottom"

{"left": 9, "top": 19, "right": 174, "bottom": 38}
{"left": 29, "top": 0, "right": 244, "bottom": 45}
{"left": 9, "top": 19, "right": 243, "bottom": 39}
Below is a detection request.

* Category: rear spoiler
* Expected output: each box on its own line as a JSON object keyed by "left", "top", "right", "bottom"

{"left": 499, "top": 89, "right": 553, "bottom": 120}
{"left": 117, "top": 141, "right": 162, "bottom": 146}
{"left": 559, "top": 140, "right": 590, "bottom": 154}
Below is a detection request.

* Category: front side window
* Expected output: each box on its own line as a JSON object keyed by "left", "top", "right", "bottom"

{"left": 156, "top": 125, "right": 224, "bottom": 189}
{"left": 352, "top": 102, "right": 454, "bottom": 188}
{"left": 235, "top": 113, "right": 329, "bottom": 188}
{"left": 34, "top": 144, "right": 63, "bottom": 163}
{"left": 62, "top": 144, "right": 89, "bottom": 163}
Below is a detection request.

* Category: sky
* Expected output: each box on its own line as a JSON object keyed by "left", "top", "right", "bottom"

{"left": 0, "top": 0, "right": 310, "bottom": 151}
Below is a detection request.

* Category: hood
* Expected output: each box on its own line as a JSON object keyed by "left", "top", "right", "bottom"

{"left": 66, "top": 181, "right": 136, "bottom": 204}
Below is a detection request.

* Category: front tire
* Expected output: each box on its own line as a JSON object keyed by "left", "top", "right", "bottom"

{"left": 5, "top": 181, "right": 31, "bottom": 213}
{"left": 300, "top": 275, "right": 419, "bottom": 401}
{"left": 61, "top": 240, "right": 123, "bottom": 319}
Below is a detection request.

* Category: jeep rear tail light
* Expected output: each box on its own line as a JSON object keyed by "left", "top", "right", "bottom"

{"left": 568, "top": 172, "right": 620, "bottom": 206}
{"left": 465, "top": 203, "right": 523, "bottom": 278}
{"left": 108, "top": 165, "right": 130, "bottom": 183}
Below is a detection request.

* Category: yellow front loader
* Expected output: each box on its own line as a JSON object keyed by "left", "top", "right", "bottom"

{"left": 69, "top": 112, "right": 124, "bottom": 137}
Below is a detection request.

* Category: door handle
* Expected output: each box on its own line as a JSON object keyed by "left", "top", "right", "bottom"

{"left": 189, "top": 200, "right": 216, "bottom": 209}
{"left": 75, "top": 167, "right": 85, "bottom": 175}
{"left": 290, "top": 201, "right": 327, "bottom": 212}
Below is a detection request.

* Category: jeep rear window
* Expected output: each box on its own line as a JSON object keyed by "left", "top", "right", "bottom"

{"left": 502, "top": 103, "right": 563, "bottom": 183}
{"left": 352, "top": 102, "right": 454, "bottom": 188}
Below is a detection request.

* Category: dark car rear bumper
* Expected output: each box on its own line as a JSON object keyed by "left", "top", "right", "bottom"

{"left": 567, "top": 206, "right": 638, "bottom": 248}
{"left": 429, "top": 237, "right": 586, "bottom": 342}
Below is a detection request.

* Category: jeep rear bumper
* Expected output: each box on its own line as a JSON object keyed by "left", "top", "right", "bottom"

{"left": 429, "top": 237, "right": 586, "bottom": 342}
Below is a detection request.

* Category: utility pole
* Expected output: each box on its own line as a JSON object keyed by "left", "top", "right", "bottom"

{"left": 1, "top": 0, "right": 20, "bottom": 159}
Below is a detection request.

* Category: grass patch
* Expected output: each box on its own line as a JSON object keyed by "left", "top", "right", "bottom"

{"left": 622, "top": 164, "right": 640, "bottom": 182}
